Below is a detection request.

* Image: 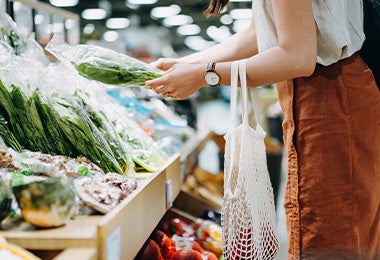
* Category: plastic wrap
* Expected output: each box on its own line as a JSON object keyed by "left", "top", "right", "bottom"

{"left": 46, "top": 34, "right": 162, "bottom": 87}
{"left": 0, "top": 11, "right": 49, "bottom": 65}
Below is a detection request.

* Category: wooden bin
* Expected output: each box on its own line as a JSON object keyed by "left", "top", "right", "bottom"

{"left": 0, "top": 129, "right": 212, "bottom": 260}
{"left": 0, "top": 154, "right": 180, "bottom": 260}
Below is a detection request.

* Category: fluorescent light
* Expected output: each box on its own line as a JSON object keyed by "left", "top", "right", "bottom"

{"left": 106, "top": 18, "right": 130, "bottom": 29}
{"left": 50, "top": 0, "right": 78, "bottom": 7}
{"left": 103, "top": 31, "right": 119, "bottom": 42}
{"left": 65, "top": 19, "right": 77, "bottom": 30}
{"left": 206, "top": 25, "right": 231, "bottom": 42}
{"left": 83, "top": 23, "right": 96, "bottom": 35}
{"left": 82, "top": 8, "right": 107, "bottom": 20}
{"left": 184, "top": 36, "right": 215, "bottom": 51}
{"left": 163, "top": 14, "right": 193, "bottom": 27}
{"left": 177, "top": 24, "right": 201, "bottom": 36}
{"left": 233, "top": 20, "right": 250, "bottom": 32}
{"left": 128, "top": 0, "right": 157, "bottom": 4}
{"left": 230, "top": 8, "right": 252, "bottom": 19}
{"left": 151, "top": 5, "right": 181, "bottom": 19}
{"left": 220, "top": 14, "right": 233, "bottom": 25}
{"left": 230, "top": 0, "right": 251, "bottom": 2}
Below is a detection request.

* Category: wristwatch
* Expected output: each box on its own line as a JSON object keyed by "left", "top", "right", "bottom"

{"left": 205, "top": 62, "right": 220, "bottom": 86}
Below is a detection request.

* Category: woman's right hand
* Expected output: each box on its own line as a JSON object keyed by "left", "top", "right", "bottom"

{"left": 150, "top": 57, "right": 180, "bottom": 71}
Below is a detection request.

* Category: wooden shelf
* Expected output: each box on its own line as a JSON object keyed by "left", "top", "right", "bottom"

{"left": 0, "top": 128, "right": 212, "bottom": 260}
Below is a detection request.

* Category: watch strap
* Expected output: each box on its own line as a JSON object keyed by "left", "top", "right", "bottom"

{"left": 207, "top": 62, "right": 216, "bottom": 72}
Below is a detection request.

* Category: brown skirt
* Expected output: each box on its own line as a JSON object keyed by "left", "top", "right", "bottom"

{"left": 276, "top": 54, "right": 380, "bottom": 260}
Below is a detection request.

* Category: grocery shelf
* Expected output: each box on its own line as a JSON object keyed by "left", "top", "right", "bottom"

{"left": 0, "top": 128, "right": 212, "bottom": 260}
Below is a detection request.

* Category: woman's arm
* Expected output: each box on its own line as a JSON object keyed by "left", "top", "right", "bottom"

{"left": 146, "top": 0, "right": 317, "bottom": 99}
{"left": 151, "top": 20, "right": 258, "bottom": 70}
{"left": 217, "top": 0, "right": 317, "bottom": 87}
{"left": 180, "top": 20, "right": 258, "bottom": 63}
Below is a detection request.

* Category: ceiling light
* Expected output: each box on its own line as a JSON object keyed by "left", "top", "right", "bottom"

{"left": 65, "top": 19, "right": 77, "bottom": 30}
{"left": 206, "top": 25, "right": 231, "bottom": 42}
{"left": 220, "top": 14, "right": 233, "bottom": 25}
{"left": 184, "top": 36, "right": 215, "bottom": 51}
{"left": 163, "top": 14, "right": 193, "bottom": 27}
{"left": 230, "top": 0, "right": 251, "bottom": 2}
{"left": 125, "top": 3, "right": 139, "bottom": 9}
{"left": 151, "top": 5, "right": 181, "bottom": 19}
{"left": 177, "top": 24, "right": 201, "bottom": 36}
{"left": 128, "top": 0, "right": 157, "bottom": 4}
{"left": 49, "top": 0, "right": 78, "bottom": 7}
{"left": 106, "top": 18, "right": 130, "bottom": 29}
{"left": 82, "top": 8, "right": 107, "bottom": 20}
{"left": 233, "top": 20, "right": 251, "bottom": 32}
{"left": 83, "top": 23, "right": 96, "bottom": 35}
{"left": 103, "top": 31, "right": 119, "bottom": 42}
{"left": 230, "top": 8, "right": 252, "bottom": 20}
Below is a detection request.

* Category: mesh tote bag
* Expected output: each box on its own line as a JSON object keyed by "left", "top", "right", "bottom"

{"left": 222, "top": 59, "right": 279, "bottom": 260}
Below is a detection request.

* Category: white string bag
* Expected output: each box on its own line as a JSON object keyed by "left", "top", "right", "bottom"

{"left": 222, "top": 59, "right": 279, "bottom": 260}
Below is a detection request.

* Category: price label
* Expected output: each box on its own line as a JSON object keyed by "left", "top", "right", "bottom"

{"left": 107, "top": 226, "right": 121, "bottom": 260}
{"left": 166, "top": 179, "right": 173, "bottom": 209}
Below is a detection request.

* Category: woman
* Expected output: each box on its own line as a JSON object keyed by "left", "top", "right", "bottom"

{"left": 146, "top": 0, "right": 380, "bottom": 259}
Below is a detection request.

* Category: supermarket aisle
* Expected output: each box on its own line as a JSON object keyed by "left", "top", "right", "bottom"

{"left": 196, "top": 98, "right": 288, "bottom": 260}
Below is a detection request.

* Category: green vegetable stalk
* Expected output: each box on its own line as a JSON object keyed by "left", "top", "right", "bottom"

{"left": 74, "top": 62, "right": 161, "bottom": 86}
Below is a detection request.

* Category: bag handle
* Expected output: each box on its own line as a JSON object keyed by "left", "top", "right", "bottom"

{"left": 230, "top": 59, "right": 264, "bottom": 129}
{"left": 225, "top": 60, "right": 240, "bottom": 199}
{"left": 239, "top": 59, "right": 264, "bottom": 128}
{"left": 226, "top": 59, "right": 264, "bottom": 199}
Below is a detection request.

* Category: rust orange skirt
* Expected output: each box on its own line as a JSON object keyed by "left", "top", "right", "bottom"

{"left": 276, "top": 54, "right": 380, "bottom": 260}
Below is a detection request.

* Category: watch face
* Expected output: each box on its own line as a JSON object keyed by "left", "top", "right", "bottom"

{"left": 205, "top": 72, "right": 220, "bottom": 86}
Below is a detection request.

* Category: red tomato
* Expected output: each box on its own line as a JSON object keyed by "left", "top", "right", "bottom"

{"left": 171, "top": 248, "right": 203, "bottom": 260}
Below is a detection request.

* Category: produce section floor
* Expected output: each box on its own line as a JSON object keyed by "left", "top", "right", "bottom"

{"left": 197, "top": 98, "right": 288, "bottom": 260}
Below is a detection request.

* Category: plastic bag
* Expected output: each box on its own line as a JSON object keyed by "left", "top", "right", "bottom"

{"left": 0, "top": 11, "right": 49, "bottom": 65}
{"left": 46, "top": 34, "right": 162, "bottom": 87}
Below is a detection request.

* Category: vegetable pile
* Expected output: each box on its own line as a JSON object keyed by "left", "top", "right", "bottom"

{"left": 0, "top": 13, "right": 168, "bottom": 175}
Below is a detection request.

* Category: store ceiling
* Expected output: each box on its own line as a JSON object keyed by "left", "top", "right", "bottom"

{"left": 38, "top": 0, "right": 252, "bottom": 55}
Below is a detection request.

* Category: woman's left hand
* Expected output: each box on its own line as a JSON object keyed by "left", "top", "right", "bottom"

{"left": 145, "top": 63, "right": 205, "bottom": 100}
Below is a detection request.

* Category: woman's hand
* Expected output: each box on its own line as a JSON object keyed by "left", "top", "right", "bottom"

{"left": 150, "top": 57, "right": 180, "bottom": 71}
{"left": 145, "top": 63, "right": 205, "bottom": 100}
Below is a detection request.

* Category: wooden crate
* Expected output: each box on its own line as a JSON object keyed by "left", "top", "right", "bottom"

{"left": 0, "top": 156, "right": 174, "bottom": 260}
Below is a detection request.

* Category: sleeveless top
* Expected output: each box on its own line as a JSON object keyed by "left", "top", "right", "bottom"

{"left": 252, "top": 0, "right": 365, "bottom": 66}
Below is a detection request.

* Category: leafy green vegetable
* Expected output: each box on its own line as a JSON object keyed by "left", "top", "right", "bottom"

{"left": 0, "top": 112, "right": 22, "bottom": 151}
{"left": 82, "top": 100, "right": 134, "bottom": 173}
{"left": 0, "top": 27, "right": 26, "bottom": 55}
{"left": 31, "top": 90, "right": 76, "bottom": 156}
{"left": 74, "top": 62, "right": 161, "bottom": 86}
{"left": 50, "top": 95, "right": 123, "bottom": 173}
{"left": 10, "top": 85, "right": 51, "bottom": 152}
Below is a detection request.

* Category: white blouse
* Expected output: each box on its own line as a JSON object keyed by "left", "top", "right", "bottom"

{"left": 252, "top": 0, "right": 365, "bottom": 66}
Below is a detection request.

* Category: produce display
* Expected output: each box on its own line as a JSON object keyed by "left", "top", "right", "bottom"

{"left": 136, "top": 210, "right": 223, "bottom": 260}
{"left": 46, "top": 34, "right": 162, "bottom": 87}
{"left": 0, "top": 13, "right": 169, "bottom": 175}
{"left": 0, "top": 12, "right": 185, "bottom": 230}
{"left": 106, "top": 88, "right": 195, "bottom": 156}
{"left": 0, "top": 11, "right": 204, "bottom": 260}
{"left": 0, "top": 148, "right": 138, "bottom": 227}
